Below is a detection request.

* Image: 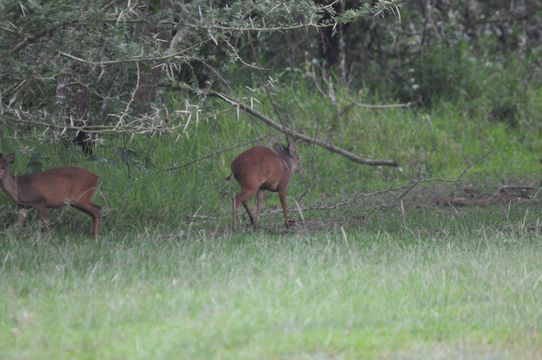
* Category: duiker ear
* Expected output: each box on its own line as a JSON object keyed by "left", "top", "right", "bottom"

{"left": 287, "top": 141, "right": 297, "bottom": 152}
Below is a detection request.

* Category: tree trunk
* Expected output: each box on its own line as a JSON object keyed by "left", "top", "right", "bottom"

{"left": 132, "top": 1, "right": 174, "bottom": 113}
{"left": 316, "top": 0, "right": 361, "bottom": 82}
{"left": 55, "top": 66, "right": 93, "bottom": 155}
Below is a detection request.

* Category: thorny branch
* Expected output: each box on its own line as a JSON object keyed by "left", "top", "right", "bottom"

{"left": 165, "top": 134, "right": 273, "bottom": 171}
{"left": 58, "top": 51, "right": 191, "bottom": 66}
{"left": 0, "top": 1, "right": 118, "bottom": 59}
{"left": 0, "top": 105, "right": 229, "bottom": 136}
{"left": 111, "top": 62, "right": 141, "bottom": 129}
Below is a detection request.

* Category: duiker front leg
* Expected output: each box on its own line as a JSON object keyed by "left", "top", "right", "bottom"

{"left": 278, "top": 190, "right": 292, "bottom": 229}
{"left": 17, "top": 208, "right": 30, "bottom": 227}
{"left": 33, "top": 203, "right": 50, "bottom": 231}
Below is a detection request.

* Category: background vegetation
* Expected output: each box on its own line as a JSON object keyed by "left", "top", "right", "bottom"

{"left": 1, "top": 0, "right": 541, "bottom": 358}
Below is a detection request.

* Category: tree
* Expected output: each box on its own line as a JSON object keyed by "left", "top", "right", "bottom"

{"left": 0, "top": 0, "right": 402, "bottom": 151}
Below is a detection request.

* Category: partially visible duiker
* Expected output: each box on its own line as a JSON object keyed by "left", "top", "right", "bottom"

{"left": 227, "top": 142, "right": 299, "bottom": 230}
{"left": 0, "top": 154, "right": 102, "bottom": 237}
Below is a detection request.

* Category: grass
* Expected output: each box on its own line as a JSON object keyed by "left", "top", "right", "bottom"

{"left": 0, "top": 63, "right": 541, "bottom": 357}
{"left": 1, "top": 204, "right": 541, "bottom": 359}
{"left": 1, "top": 83, "right": 541, "bottom": 231}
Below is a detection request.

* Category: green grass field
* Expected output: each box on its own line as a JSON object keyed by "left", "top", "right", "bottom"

{"left": 1, "top": 204, "right": 541, "bottom": 359}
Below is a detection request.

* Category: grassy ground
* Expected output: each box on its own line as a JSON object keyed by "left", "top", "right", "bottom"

{"left": 1, "top": 203, "right": 541, "bottom": 359}
{"left": 1, "top": 78, "right": 542, "bottom": 358}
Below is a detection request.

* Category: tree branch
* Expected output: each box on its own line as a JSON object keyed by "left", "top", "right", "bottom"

{"left": 200, "top": 89, "right": 399, "bottom": 167}
{"left": 0, "top": 2, "right": 117, "bottom": 59}
{"left": 0, "top": 21, "right": 76, "bottom": 59}
{"left": 58, "top": 50, "right": 190, "bottom": 66}
{"left": 285, "top": 150, "right": 493, "bottom": 213}
{"left": 352, "top": 101, "right": 413, "bottom": 109}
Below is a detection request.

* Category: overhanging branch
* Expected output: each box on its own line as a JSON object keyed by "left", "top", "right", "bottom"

{"left": 202, "top": 89, "right": 399, "bottom": 167}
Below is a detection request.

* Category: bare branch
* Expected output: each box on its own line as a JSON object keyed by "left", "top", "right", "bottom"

{"left": 58, "top": 50, "right": 191, "bottom": 66}
{"left": 353, "top": 101, "right": 413, "bottom": 109}
{"left": 198, "top": 88, "right": 399, "bottom": 167}
{"left": 283, "top": 150, "right": 494, "bottom": 213}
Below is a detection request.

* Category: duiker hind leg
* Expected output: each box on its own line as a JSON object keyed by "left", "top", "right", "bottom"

{"left": 72, "top": 185, "right": 101, "bottom": 237}
{"left": 72, "top": 200, "right": 102, "bottom": 237}
{"left": 255, "top": 190, "right": 264, "bottom": 227}
{"left": 241, "top": 201, "right": 255, "bottom": 225}
{"left": 233, "top": 188, "right": 257, "bottom": 229}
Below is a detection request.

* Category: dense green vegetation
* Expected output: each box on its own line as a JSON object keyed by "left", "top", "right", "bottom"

{"left": 1, "top": 68, "right": 541, "bottom": 231}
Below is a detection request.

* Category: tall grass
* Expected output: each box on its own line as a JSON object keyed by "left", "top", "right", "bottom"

{"left": 1, "top": 78, "right": 541, "bottom": 233}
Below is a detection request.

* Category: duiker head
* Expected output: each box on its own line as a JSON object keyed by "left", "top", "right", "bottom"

{"left": 273, "top": 142, "right": 299, "bottom": 172}
{"left": 0, "top": 154, "right": 15, "bottom": 180}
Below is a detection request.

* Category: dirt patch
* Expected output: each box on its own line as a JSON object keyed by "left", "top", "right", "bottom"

{"left": 410, "top": 185, "right": 541, "bottom": 208}
{"left": 195, "top": 182, "right": 542, "bottom": 235}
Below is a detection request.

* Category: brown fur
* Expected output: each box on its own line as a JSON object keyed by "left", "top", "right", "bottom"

{"left": 229, "top": 143, "right": 299, "bottom": 230}
{"left": 0, "top": 154, "right": 101, "bottom": 237}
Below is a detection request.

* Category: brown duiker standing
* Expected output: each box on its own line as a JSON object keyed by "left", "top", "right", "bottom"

{"left": 0, "top": 154, "right": 102, "bottom": 237}
{"left": 227, "top": 142, "right": 299, "bottom": 230}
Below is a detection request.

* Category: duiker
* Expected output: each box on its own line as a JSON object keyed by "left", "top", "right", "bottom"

{"left": 227, "top": 142, "right": 299, "bottom": 230}
{"left": 0, "top": 154, "right": 101, "bottom": 237}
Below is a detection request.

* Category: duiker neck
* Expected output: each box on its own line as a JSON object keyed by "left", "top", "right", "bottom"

{"left": 277, "top": 152, "right": 294, "bottom": 171}
{"left": 272, "top": 144, "right": 294, "bottom": 170}
{"left": 283, "top": 156, "right": 295, "bottom": 171}
{"left": 0, "top": 171, "right": 20, "bottom": 202}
